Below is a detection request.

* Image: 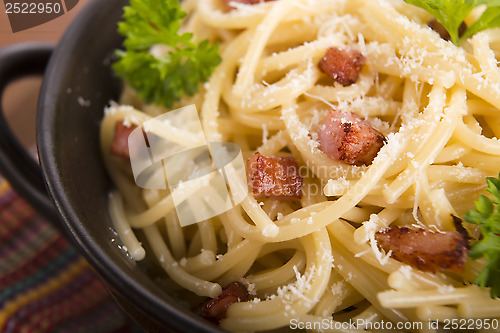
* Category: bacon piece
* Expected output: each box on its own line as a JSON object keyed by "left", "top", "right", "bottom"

{"left": 375, "top": 224, "right": 470, "bottom": 273}
{"left": 223, "top": 0, "right": 277, "bottom": 10}
{"left": 428, "top": 19, "right": 467, "bottom": 42}
{"left": 247, "top": 152, "right": 303, "bottom": 199}
{"left": 452, "top": 215, "right": 472, "bottom": 243}
{"left": 111, "top": 122, "right": 138, "bottom": 159}
{"left": 318, "top": 109, "right": 385, "bottom": 166}
{"left": 194, "top": 282, "right": 249, "bottom": 325}
{"left": 318, "top": 47, "right": 365, "bottom": 86}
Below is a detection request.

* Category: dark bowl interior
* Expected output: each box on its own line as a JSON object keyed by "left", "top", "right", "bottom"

{"left": 37, "top": 0, "right": 221, "bottom": 331}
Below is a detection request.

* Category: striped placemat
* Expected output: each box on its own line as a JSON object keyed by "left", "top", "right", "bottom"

{"left": 0, "top": 179, "right": 144, "bottom": 333}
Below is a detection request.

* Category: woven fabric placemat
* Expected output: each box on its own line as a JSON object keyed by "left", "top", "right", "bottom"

{"left": 0, "top": 179, "right": 144, "bottom": 333}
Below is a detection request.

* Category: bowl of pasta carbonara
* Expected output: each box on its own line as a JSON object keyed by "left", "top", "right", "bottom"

{"left": 36, "top": 0, "right": 500, "bottom": 331}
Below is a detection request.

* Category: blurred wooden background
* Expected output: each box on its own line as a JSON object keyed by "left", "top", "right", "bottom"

{"left": 0, "top": 0, "right": 90, "bottom": 148}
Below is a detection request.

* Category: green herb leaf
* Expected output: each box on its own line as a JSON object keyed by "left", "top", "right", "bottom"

{"left": 464, "top": 172, "right": 500, "bottom": 298}
{"left": 113, "top": 0, "right": 221, "bottom": 107}
{"left": 462, "top": 3, "right": 500, "bottom": 42}
{"left": 476, "top": 195, "right": 494, "bottom": 218}
{"left": 404, "top": 0, "right": 500, "bottom": 46}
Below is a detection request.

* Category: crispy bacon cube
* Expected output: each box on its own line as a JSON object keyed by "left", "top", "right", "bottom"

{"left": 318, "top": 109, "right": 385, "bottom": 166}
{"left": 375, "top": 225, "right": 470, "bottom": 273}
{"left": 247, "top": 152, "right": 303, "bottom": 199}
{"left": 194, "top": 281, "right": 249, "bottom": 325}
{"left": 110, "top": 122, "right": 138, "bottom": 159}
{"left": 318, "top": 47, "right": 365, "bottom": 86}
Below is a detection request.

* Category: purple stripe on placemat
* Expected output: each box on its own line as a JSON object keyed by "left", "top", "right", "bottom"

{"left": 0, "top": 235, "right": 70, "bottom": 292}
{"left": 0, "top": 193, "right": 39, "bottom": 245}
{"left": 0, "top": 192, "right": 20, "bottom": 237}
{"left": 0, "top": 218, "right": 53, "bottom": 267}
{"left": 0, "top": 246, "right": 80, "bottom": 308}
{"left": 2, "top": 233, "right": 69, "bottom": 276}
{"left": 3, "top": 268, "right": 95, "bottom": 332}
{"left": 0, "top": 188, "right": 16, "bottom": 207}
{"left": 56, "top": 297, "right": 138, "bottom": 333}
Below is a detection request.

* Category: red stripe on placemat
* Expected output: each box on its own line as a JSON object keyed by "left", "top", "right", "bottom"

{"left": 55, "top": 294, "right": 132, "bottom": 333}
{"left": 13, "top": 269, "right": 98, "bottom": 332}
{"left": 0, "top": 192, "right": 38, "bottom": 244}
{"left": 0, "top": 224, "right": 57, "bottom": 281}
{"left": 41, "top": 277, "right": 114, "bottom": 332}
{"left": 0, "top": 217, "right": 50, "bottom": 260}
{"left": 0, "top": 192, "right": 22, "bottom": 239}
{"left": 6, "top": 264, "right": 87, "bottom": 331}
{"left": 0, "top": 234, "right": 69, "bottom": 290}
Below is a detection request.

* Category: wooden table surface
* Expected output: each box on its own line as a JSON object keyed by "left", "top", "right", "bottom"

{"left": 0, "top": 0, "right": 90, "bottom": 148}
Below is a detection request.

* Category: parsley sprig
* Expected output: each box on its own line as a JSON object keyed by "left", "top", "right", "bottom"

{"left": 404, "top": 0, "right": 500, "bottom": 46}
{"left": 464, "top": 173, "right": 500, "bottom": 298}
{"left": 113, "top": 0, "right": 221, "bottom": 107}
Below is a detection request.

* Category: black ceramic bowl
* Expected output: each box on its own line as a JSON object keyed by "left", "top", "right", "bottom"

{"left": 0, "top": 0, "right": 222, "bottom": 332}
